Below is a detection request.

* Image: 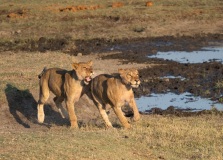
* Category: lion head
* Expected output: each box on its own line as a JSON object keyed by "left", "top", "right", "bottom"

{"left": 72, "top": 61, "right": 93, "bottom": 85}
{"left": 118, "top": 68, "right": 140, "bottom": 88}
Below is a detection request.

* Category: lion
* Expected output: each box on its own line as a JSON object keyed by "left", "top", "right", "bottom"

{"left": 90, "top": 68, "right": 141, "bottom": 129}
{"left": 37, "top": 61, "right": 93, "bottom": 128}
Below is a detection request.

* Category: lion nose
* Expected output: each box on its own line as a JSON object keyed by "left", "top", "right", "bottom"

{"left": 135, "top": 79, "right": 140, "bottom": 84}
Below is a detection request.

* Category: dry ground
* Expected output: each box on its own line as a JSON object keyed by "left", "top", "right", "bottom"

{"left": 1, "top": 41, "right": 223, "bottom": 160}
{"left": 1, "top": 0, "right": 223, "bottom": 159}
{"left": 0, "top": 50, "right": 150, "bottom": 130}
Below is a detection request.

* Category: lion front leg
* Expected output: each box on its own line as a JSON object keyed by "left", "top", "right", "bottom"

{"left": 129, "top": 99, "right": 140, "bottom": 122}
{"left": 113, "top": 106, "right": 131, "bottom": 129}
{"left": 66, "top": 100, "right": 78, "bottom": 128}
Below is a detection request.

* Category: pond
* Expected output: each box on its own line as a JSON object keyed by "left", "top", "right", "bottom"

{"left": 139, "top": 46, "right": 223, "bottom": 112}
{"left": 136, "top": 92, "right": 223, "bottom": 113}
{"left": 148, "top": 47, "right": 223, "bottom": 63}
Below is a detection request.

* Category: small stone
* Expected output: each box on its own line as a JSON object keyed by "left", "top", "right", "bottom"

{"left": 77, "top": 53, "right": 82, "bottom": 56}
{"left": 15, "top": 30, "right": 21, "bottom": 34}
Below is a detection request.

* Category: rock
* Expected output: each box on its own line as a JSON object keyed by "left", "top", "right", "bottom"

{"left": 77, "top": 53, "right": 83, "bottom": 56}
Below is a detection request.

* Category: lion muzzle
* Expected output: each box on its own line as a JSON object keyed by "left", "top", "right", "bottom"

{"left": 131, "top": 79, "right": 140, "bottom": 88}
{"left": 84, "top": 76, "right": 92, "bottom": 85}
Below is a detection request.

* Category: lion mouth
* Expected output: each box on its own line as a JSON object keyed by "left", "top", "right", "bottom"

{"left": 131, "top": 84, "right": 139, "bottom": 88}
{"left": 131, "top": 81, "right": 140, "bottom": 88}
{"left": 84, "top": 76, "right": 92, "bottom": 84}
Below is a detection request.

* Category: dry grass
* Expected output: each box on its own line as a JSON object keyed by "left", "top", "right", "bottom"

{"left": 1, "top": 51, "right": 223, "bottom": 159}
{"left": 0, "top": 0, "right": 223, "bottom": 159}
{"left": 1, "top": 115, "right": 223, "bottom": 160}
{"left": 0, "top": 51, "right": 73, "bottom": 102}
{"left": 0, "top": 0, "right": 222, "bottom": 41}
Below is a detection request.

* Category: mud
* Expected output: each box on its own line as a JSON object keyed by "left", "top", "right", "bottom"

{"left": 140, "top": 106, "right": 223, "bottom": 117}
{"left": 93, "top": 34, "right": 223, "bottom": 103}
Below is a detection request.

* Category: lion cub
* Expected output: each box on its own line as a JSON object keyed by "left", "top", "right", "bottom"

{"left": 91, "top": 68, "right": 141, "bottom": 129}
{"left": 37, "top": 61, "right": 93, "bottom": 128}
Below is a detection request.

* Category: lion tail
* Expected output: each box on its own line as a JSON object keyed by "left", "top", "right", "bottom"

{"left": 38, "top": 67, "right": 47, "bottom": 79}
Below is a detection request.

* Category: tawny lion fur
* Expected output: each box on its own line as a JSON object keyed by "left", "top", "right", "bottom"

{"left": 37, "top": 61, "right": 93, "bottom": 128}
{"left": 91, "top": 68, "right": 141, "bottom": 129}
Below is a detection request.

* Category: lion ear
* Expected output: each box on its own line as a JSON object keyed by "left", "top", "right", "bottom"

{"left": 72, "top": 63, "right": 79, "bottom": 70}
{"left": 118, "top": 68, "right": 125, "bottom": 79}
{"left": 88, "top": 60, "right": 93, "bottom": 66}
{"left": 118, "top": 68, "right": 129, "bottom": 85}
{"left": 118, "top": 68, "right": 124, "bottom": 74}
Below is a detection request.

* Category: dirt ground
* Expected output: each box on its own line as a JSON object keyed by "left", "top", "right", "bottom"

{"left": 1, "top": 0, "right": 223, "bottom": 130}
{"left": 1, "top": 33, "right": 223, "bottom": 131}
{"left": 1, "top": 2, "right": 223, "bottom": 160}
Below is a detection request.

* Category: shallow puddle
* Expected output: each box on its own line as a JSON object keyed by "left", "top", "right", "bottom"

{"left": 136, "top": 92, "right": 223, "bottom": 112}
{"left": 148, "top": 47, "right": 223, "bottom": 63}
{"left": 160, "top": 75, "right": 186, "bottom": 81}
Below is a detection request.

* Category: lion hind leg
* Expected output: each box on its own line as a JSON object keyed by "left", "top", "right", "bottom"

{"left": 37, "top": 103, "right": 45, "bottom": 123}
{"left": 97, "top": 103, "right": 113, "bottom": 128}
{"left": 91, "top": 93, "right": 113, "bottom": 128}
{"left": 37, "top": 80, "right": 50, "bottom": 123}
{"left": 113, "top": 106, "right": 131, "bottom": 129}
{"left": 54, "top": 97, "right": 68, "bottom": 119}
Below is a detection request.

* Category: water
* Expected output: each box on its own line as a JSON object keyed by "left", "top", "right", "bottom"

{"left": 135, "top": 92, "right": 223, "bottom": 112}
{"left": 160, "top": 75, "right": 186, "bottom": 81}
{"left": 138, "top": 46, "right": 223, "bottom": 112}
{"left": 148, "top": 47, "right": 223, "bottom": 63}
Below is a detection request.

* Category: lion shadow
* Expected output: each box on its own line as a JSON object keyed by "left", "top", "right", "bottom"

{"left": 5, "top": 84, "right": 69, "bottom": 128}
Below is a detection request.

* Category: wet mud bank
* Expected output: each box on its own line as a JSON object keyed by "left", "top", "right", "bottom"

{"left": 0, "top": 33, "right": 222, "bottom": 54}
{"left": 132, "top": 59, "right": 223, "bottom": 115}
{"left": 98, "top": 34, "right": 223, "bottom": 112}
{"left": 96, "top": 34, "right": 223, "bottom": 105}
{"left": 136, "top": 60, "right": 223, "bottom": 99}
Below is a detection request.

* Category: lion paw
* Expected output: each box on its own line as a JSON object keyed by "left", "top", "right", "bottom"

{"left": 131, "top": 116, "right": 140, "bottom": 122}
{"left": 37, "top": 114, "right": 45, "bottom": 123}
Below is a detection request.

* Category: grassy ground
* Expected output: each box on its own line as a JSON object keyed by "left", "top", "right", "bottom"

{"left": 0, "top": 0, "right": 222, "bottom": 42}
{"left": 0, "top": 0, "right": 223, "bottom": 160}
{"left": 1, "top": 115, "right": 223, "bottom": 160}
{"left": 0, "top": 51, "right": 72, "bottom": 103}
